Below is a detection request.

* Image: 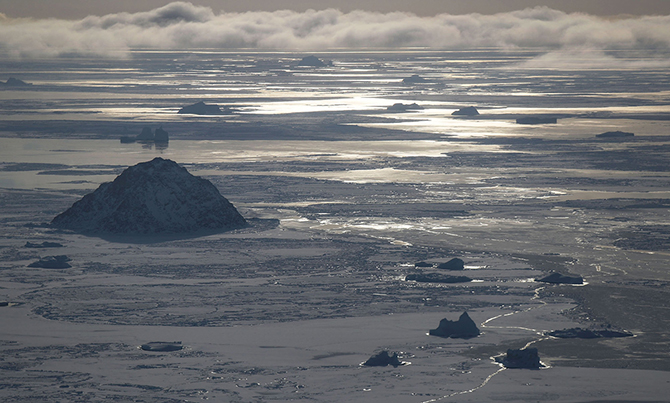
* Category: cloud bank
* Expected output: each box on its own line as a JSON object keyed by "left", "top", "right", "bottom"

{"left": 1, "top": 2, "right": 669, "bottom": 59}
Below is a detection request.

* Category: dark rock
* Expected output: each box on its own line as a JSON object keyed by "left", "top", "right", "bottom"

{"left": 496, "top": 348, "right": 542, "bottom": 369}
{"left": 28, "top": 255, "right": 72, "bottom": 269}
{"left": 516, "top": 116, "right": 558, "bottom": 125}
{"left": 24, "top": 241, "right": 64, "bottom": 248}
{"left": 298, "top": 56, "right": 329, "bottom": 67}
{"left": 596, "top": 329, "right": 635, "bottom": 338}
{"left": 437, "top": 258, "right": 465, "bottom": 271}
{"left": 537, "top": 272, "right": 583, "bottom": 285}
{"left": 596, "top": 131, "right": 634, "bottom": 138}
{"left": 51, "top": 157, "right": 247, "bottom": 235}
{"left": 387, "top": 103, "right": 424, "bottom": 111}
{"left": 140, "top": 341, "right": 182, "bottom": 352}
{"left": 402, "top": 74, "right": 426, "bottom": 84}
{"left": 414, "top": 261, "right": 433, "bottom": 268}
{"left": 363, "top": 351, "right": 402, "bottom": 367}
{"left": 2, "top": 77, "right": 31, "bottom": 86}
{"left": 547, "top": 327, "right": 633, "bottom": 339}
{"left": 429, "top": 312, "right": 480, "bottom": 338}
{"left": 136, "top": 127, "right": 154, "bottom": 142}
{"left": 452, "top": 106, "right": 479, "bottom": 116}
{"left": 405, "top": 272, "right": 472, "bottom": 284}
{"left": 120, "top": 136, "right": 136, "bottom": 143}
{"left": 0, "top": 301, "right": 9, "bottom": 307}
{"left": 178, "top": 101, "right": 230, "bottom": 115}
{"left": 548, "top": 328, "right": 599, "bottom": 339}
{"left": 154, "top": 127, "right": 169, "bottom": 143}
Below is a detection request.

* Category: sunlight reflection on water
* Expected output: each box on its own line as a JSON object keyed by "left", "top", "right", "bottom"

{"left": 0, "top": 138, "right": 500, "bottom": 189}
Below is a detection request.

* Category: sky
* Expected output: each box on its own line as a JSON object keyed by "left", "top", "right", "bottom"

{"left": 0, "top": 0, "right": 669, "bottom": 19}
{"left": 1, "top": 1, "right": 669, "bottom": 59}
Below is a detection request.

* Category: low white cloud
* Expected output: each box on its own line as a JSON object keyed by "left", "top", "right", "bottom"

{"left": 0, "top": 2, "right": 669, "bottom": 60}
{"left": 516, "top": 48, "right": 670, "bottom": 69}
{"left": 75, "top": 1, "right": 215, "bottom": 29}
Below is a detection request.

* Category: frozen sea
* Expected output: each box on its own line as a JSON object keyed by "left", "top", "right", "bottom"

{"left": 1, "top": 49, "right": 670, "bottom": 402}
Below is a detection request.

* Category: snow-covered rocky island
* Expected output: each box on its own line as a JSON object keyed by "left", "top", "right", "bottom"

{"left": 51, "top": 158, "right": 247, "bottom": 235}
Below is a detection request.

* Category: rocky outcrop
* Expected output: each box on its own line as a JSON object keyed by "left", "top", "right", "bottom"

{"left": 154, "top": 127, "right": 169, "bottom": 143}
{"left": 405, "top": 272, "right": 472, "bottom": 284}
{"left": 437, "top": 258, "right": 465, "bottom": 271}
{"left": 429, "top": 312, "right": 480, "bottom": 338}
{"left": 496, "top": 348, "right": 542, "bottom": 369}
{"left": 537, "top": 272, "right": 583, "bottom": 285}
{"left": 298, "top": 56, "right": 329, "bottom": 67}
{"left": 28, "top": 255, "right": 72, "bottom": 269}
{"left": 402, "top": 74, "right": 426, "bottom": 84}
{"left": 452, "top": 106, "right": 479, "bottom": 116}
{"left": 140, "top": 341, "right": 183, "bottom": 352}
{"left": 51, "top": 157, "right": 247, "bottom": 235}
{"left": 363, "top": 351, "right": 402, "bottom": 367}
{"left": 136, "top": 127, "right": 155, "bottom": 142}
{"left": 596, "top": 131, "right": 634, "bottom": 138}
{"left": 178, "top": 101, "right": 231, "bottom": 115}
{"left": 24, "top": 241, "right": 64, "bottom": 248}
{"left": 547, "top": 327, "right": 633, "bottom": 339}
{"left": 1, "top": 77, "right": 31, "bottom": 86}
{"left": 387, "top": 103, "right": 423, "bottom": 111}
{"left": 121, "top": 127, "right": 169, "bottom": 144}
{"left": 414, "top": 261, "right": 433, "bottom": 268}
